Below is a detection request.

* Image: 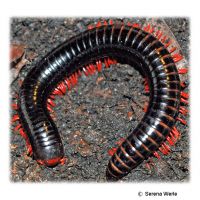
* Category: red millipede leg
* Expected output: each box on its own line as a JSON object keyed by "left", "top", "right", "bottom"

{"left": 165, "top": 40, "right": 172, "bottom": 48}
{"left": 19, "top": 128, "right": 33, "bottom": 156}
{"left": 47, "top": 98, "right": 56, "bottom": 107}
{"left": 11, "top": 103, "right": 18, "bottom": 110}
{"left": 58, "top": 82, "right": 67, "bottom": 94}
{"left": 143, "top": 102, "right": 148, "bottom": 113}
{"left": 64, "top": 78, "right": 71, "bottom": 90}
{"left": 171, "top": 127, "right": 181, "bottom": 139}
{"left": 145, "top": 162, "right": 151, "bottom": 170}
{"left": 127, "top": 22, "right": 132, "bottom": 27}
{"left": 176, "top": 117, "right": 187, "bottom": 125}
{"left": 144, "top": 78, "right": 150, "bottom": 93}
{"left": 14, "top": 124, "right": 22, "bottom": 131}
{"left": 143, "top": 24, "right": 151, "bottom": 32}
{"left": 83, "top": 66, "right": 90, "bottom": 76}
{"left": 37, "top": 160, "right": 45, "bottom": 165}
{"left": 133, "top": 23, "right": 140, "bottom": 28}
{"left": 87, "top": 24, "right": 94, "bottom": 30}
{"left": 159, "top": 143, "right": 171, "bottom": 155}
{"left": 60, "top": 157, "right": 66, "bottom": 165}
{"left": 88, "top": 64, "right": 96, "bottom": 75}
{"left": 161, "top": 35, "right": 167, "bottom": 43}
{"left": 180, "top": 97, "right": 189, "bottom": 105}
{"left": 108, "top": 137, "right": 125, "bottom": 156}
{"left": 181, "top": 91, "right": 189, "bottom": 99}
{"left": 115, "top": 138, "right": 125, "bottom": 146}
{"left": 178, "top": 68, "right": 188, "bottom": 74}
{"left": 166, "top": 136, "right": 175, "bottom": 146}
{"left": 145, "top": 158, "right": 155, "bottom": 171}
{"left": 109, "top": 19, "right": 114, "bottom": 25}
{"left": 153, "top": 151, "right": 161, "bottom": 159}
{"left": 52, "top": 87, "right": 63, "bottom": 95}
{"left": 169, "top": 130, "right": 179, "bottom": 144}
{"left": 180, "top": 81, "right": 187, "bottom": 88}
{"left": 103, "top": 20, "right": 108, "bottom": 26}
{"left": 169, "top": 46, "right": 177, "bottom": 53}
{"left": 96, "top": 60, "right": 103, "bottom": 72}
{"left": 172, "top": 53, "right": 183, "bottom": 63}
{"left": 11, "top": 114, "right": 20, "bottom": 123}
{"left": 155, "top": 30, "right": 163, "bottom": 40}
{"left": 70, "top": 72, "right": 79, "bottom": 86}
{"left": 108, "top": 147, "right": 117, "bottom": 156}
{"left": 107, "top": 58, "right": 117, "bottom": 65}
{"left": 37, "top": 157, "right": 63, "bottom": 166}
{"left": 96, "top": 21, "right": 102, "bottom": 28}
{"left": 84, "top": 65, "right": 92, "bottom": 76}
{"left": 179, "top": 106, "right": 188, "bottom": 116}
{"left": 104, "top": 58, "right": 110, "bottom": 68}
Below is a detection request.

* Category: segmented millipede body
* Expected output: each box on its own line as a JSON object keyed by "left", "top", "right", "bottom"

{"left": 12, "top": 20, "right": 189, "bottom": 181}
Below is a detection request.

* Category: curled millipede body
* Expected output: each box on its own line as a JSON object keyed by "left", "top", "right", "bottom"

{"left": 13, "top": 20, "right": 189, "bottom": 181}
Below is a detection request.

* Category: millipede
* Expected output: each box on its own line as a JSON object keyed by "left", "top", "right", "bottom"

{"left": 11, "top": 19, "right": 189, "bottom": 181}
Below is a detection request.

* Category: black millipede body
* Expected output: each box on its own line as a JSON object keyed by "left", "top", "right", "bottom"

{"left": 17, "top": 21, "right": 182, "bottom": 181}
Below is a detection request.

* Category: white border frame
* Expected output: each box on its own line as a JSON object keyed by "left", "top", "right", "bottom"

{"left": 0, "top": 1, "right": 199, "bottom": 199}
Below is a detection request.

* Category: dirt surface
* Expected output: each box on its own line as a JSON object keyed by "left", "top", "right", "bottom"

{"left": 10, "top": 17, "right": 189, "bottom": 182}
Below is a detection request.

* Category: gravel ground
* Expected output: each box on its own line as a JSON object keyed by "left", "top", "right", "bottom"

{"left": 10, "top": 17, "right": 190, "bottom": 182}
